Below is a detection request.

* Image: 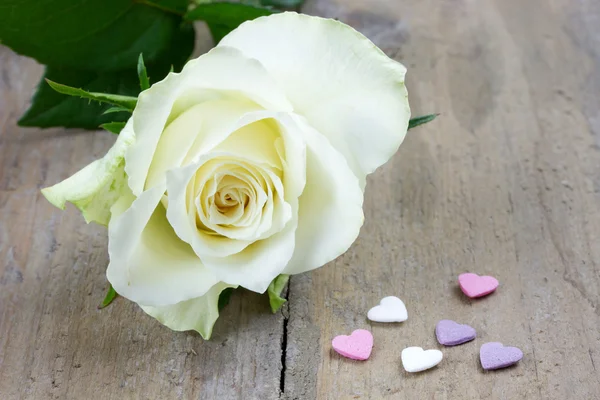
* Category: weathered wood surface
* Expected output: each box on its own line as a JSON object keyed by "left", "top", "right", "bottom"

{"left": 2, "top": 0, "right": 600, "bottom": 399}
{"left": 0, "top": 28, "right": 285, "bottom": 400}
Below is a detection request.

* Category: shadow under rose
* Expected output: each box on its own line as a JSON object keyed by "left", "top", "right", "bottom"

{"left": 207, "top": 287, "right": 277, "bottom": 341}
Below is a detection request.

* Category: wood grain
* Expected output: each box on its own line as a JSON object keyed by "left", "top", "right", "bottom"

{"left": 1, "top": 0, "right": 600, "bottom": 399}
{"left": 0, "top": 41, "right": 284, "bottom": 400}
{"left": 286, "top": 0, "right": 600, "bottom": 398}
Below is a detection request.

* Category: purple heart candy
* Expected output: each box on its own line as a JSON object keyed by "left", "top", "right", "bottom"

{"left": 435, "top": 320, "right": 477, "bottom": 346}
{"left": 480, "top": 342, "right": 523, "bottom": 370}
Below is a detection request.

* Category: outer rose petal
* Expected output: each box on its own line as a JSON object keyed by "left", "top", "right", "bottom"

{"left": 140, "top": 282, "right": 236, "bottom": 340}
{"left": 220, "top": 12, "right": 410, "bottom": 184}
{"left": 283, "top": 115, "right": 364, "bottom": 275}
{"left": 125, "top": 46, "right": 293, "bottom": 196}
{"left": 106, "top": 185, "right": 219, "bottom": 307}
{"left": 41, "top": 119, "right": 135, "bottom": 225}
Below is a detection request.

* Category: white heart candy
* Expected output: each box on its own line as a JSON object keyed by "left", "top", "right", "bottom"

{"left": 401, "top": 347, "right": 443, "bottom": 372}
{"left": 367, "top": 296, "right": 408, "bottom": 322}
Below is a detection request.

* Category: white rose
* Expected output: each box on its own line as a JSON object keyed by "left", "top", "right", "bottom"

{"left": 42, "top": 12, "right": 410, "bottom": 339}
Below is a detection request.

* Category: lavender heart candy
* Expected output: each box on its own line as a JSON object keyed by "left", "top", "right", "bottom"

{"left": 435, "top": 320, "right": 477, "bottom": 346}
{"left": 480, "top": 342, "right": 523, "bottom": 370}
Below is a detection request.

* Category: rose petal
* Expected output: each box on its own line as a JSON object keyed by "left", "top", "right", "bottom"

{"left": 168, "top": 160, "right": 298, "bottom": 293}
{"left": 167, "top": 160, "right": 253, "bottom": 258}
{"left": 140, "top": 282, "right": 236, "bottom": 340}
{"left": 210, "top": 117, "right": 282, "bottom": 170}
{"left": 125, "top": 46, "right": 293, "bottom": 196}
{"left": 106, "top": 185, "right": 219, "bottom": 307}
{"left": 41, "top": 119, "right": 135, "bottom": 225}
{"left": 145, "top": 99, "right": 260, "bottom": 190}
{"left": 167, "top": 158, "right": 298, "bottom": 293}
{"left": 165, "top": 112, "right": 296, "bottom": 258}
{"left": 283, "top": 115, "right": 364, "bottom": 275}
{"left": 270, "top": 114, "right": 306, "bottom": 201}
{"left": 200, "top": 213, "right": 297, "bottom": 294}
{"left": 220, "top": 12, "right": 410, "bottom": 184}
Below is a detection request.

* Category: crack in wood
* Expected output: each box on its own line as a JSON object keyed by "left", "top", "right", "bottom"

{"left": 279, "top": 277, "right": 290, "bottom": 397}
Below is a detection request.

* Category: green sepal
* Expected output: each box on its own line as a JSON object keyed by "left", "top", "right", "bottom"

{"left": 137, "top": 53, "right": 150, "bottom": 91}
{"left": 45, "top": 79, "right": 138, "bottom": 111}
{"left": 267, "top": 274, "right": 289, "bottom": 313}
{"left": 408, "top": 114, "right": 439, "bottom": 130}
{"left": 99, "top": 284, "right": 118, "bottom": 309}
{"left": 103, "top": 106, "right": 132, "bottom": 115}
{"left": 18, "top": 68, "right": 136, "bottom": 129}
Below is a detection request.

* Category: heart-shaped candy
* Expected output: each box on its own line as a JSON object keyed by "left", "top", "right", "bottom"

{"left": 480, "top": 342, "right": 523, "bottom": 370}
{"left": 367, "top": 296, "right": 408, "bottom": 322}
{"left": 401, "top": 347, "right": 443, "bottom": 372}
{"left": 435, "top": 319, "right": 477, "bottom": 346}
{"left": 458, "top": 273, "right": 499, "bottom": 298}
{"left": 332, "top": 329, "right": 373, "bottom": 360}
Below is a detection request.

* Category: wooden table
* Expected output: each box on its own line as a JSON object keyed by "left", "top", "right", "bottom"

{"left": 2, "top": 0, "right": 600, "bottom": 398}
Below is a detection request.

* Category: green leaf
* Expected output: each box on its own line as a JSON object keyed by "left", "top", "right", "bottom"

{"left": 0, "top": 0, "right": 188, "bottom": 71}
{"left": 185, "top": 2, "right": 274, "bottom": 43}
{"left": 260, "top": 0, "right": 304, "bottom": 8}
{"left": 103, "top": 107, "right": 132, "bottom": 115}
{"left": 18, "top": 23, "right": 194, "bottom": 130}
{"left": 142, "top": 0, "right": 190, "bottom": 14}
{"left": 99, "top": 284, "right": 118, "bottom": 309}
{"left": 267, "top": 274, "right": 289, "bottom": 313}
{"left": 101, "top": 122, "right": 127, "bottom": 134}
{"left": 408, "top": 114, "right": 439, "bottom": 130}
{"left": 150, "top": 20, "right": 196, "bottom": 74}
{"left": 45, "top": 79, "right": 138, "bottom": 111}
{"left": 218, "top": 287, "right": 235, "bottom": 311}
{"left": 138, "top": 54, "right": 151, "bottom": 91}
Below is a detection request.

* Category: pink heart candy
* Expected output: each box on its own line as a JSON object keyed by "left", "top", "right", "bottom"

{"left": 458, "top": 273, "right": 499, "bottom": 298}
{"left": 332, "top": 329, "right": 373, "bottom": 360}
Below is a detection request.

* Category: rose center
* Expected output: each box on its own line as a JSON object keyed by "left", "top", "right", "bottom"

{"left": 192, "top": 161, "right": 272, "bottom": 239}
{"left": 213, "top": 185, "right": 249, "bottom": 214}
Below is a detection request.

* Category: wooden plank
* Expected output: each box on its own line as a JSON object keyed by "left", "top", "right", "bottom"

{"left": 3, "top": 0, "right": 600, "bottom": 398}
{"left": 284, "top": 0, "right": 600, "bottom": 399}
{"left": 0, "top": 48, "right": 284, "bottom": 399}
